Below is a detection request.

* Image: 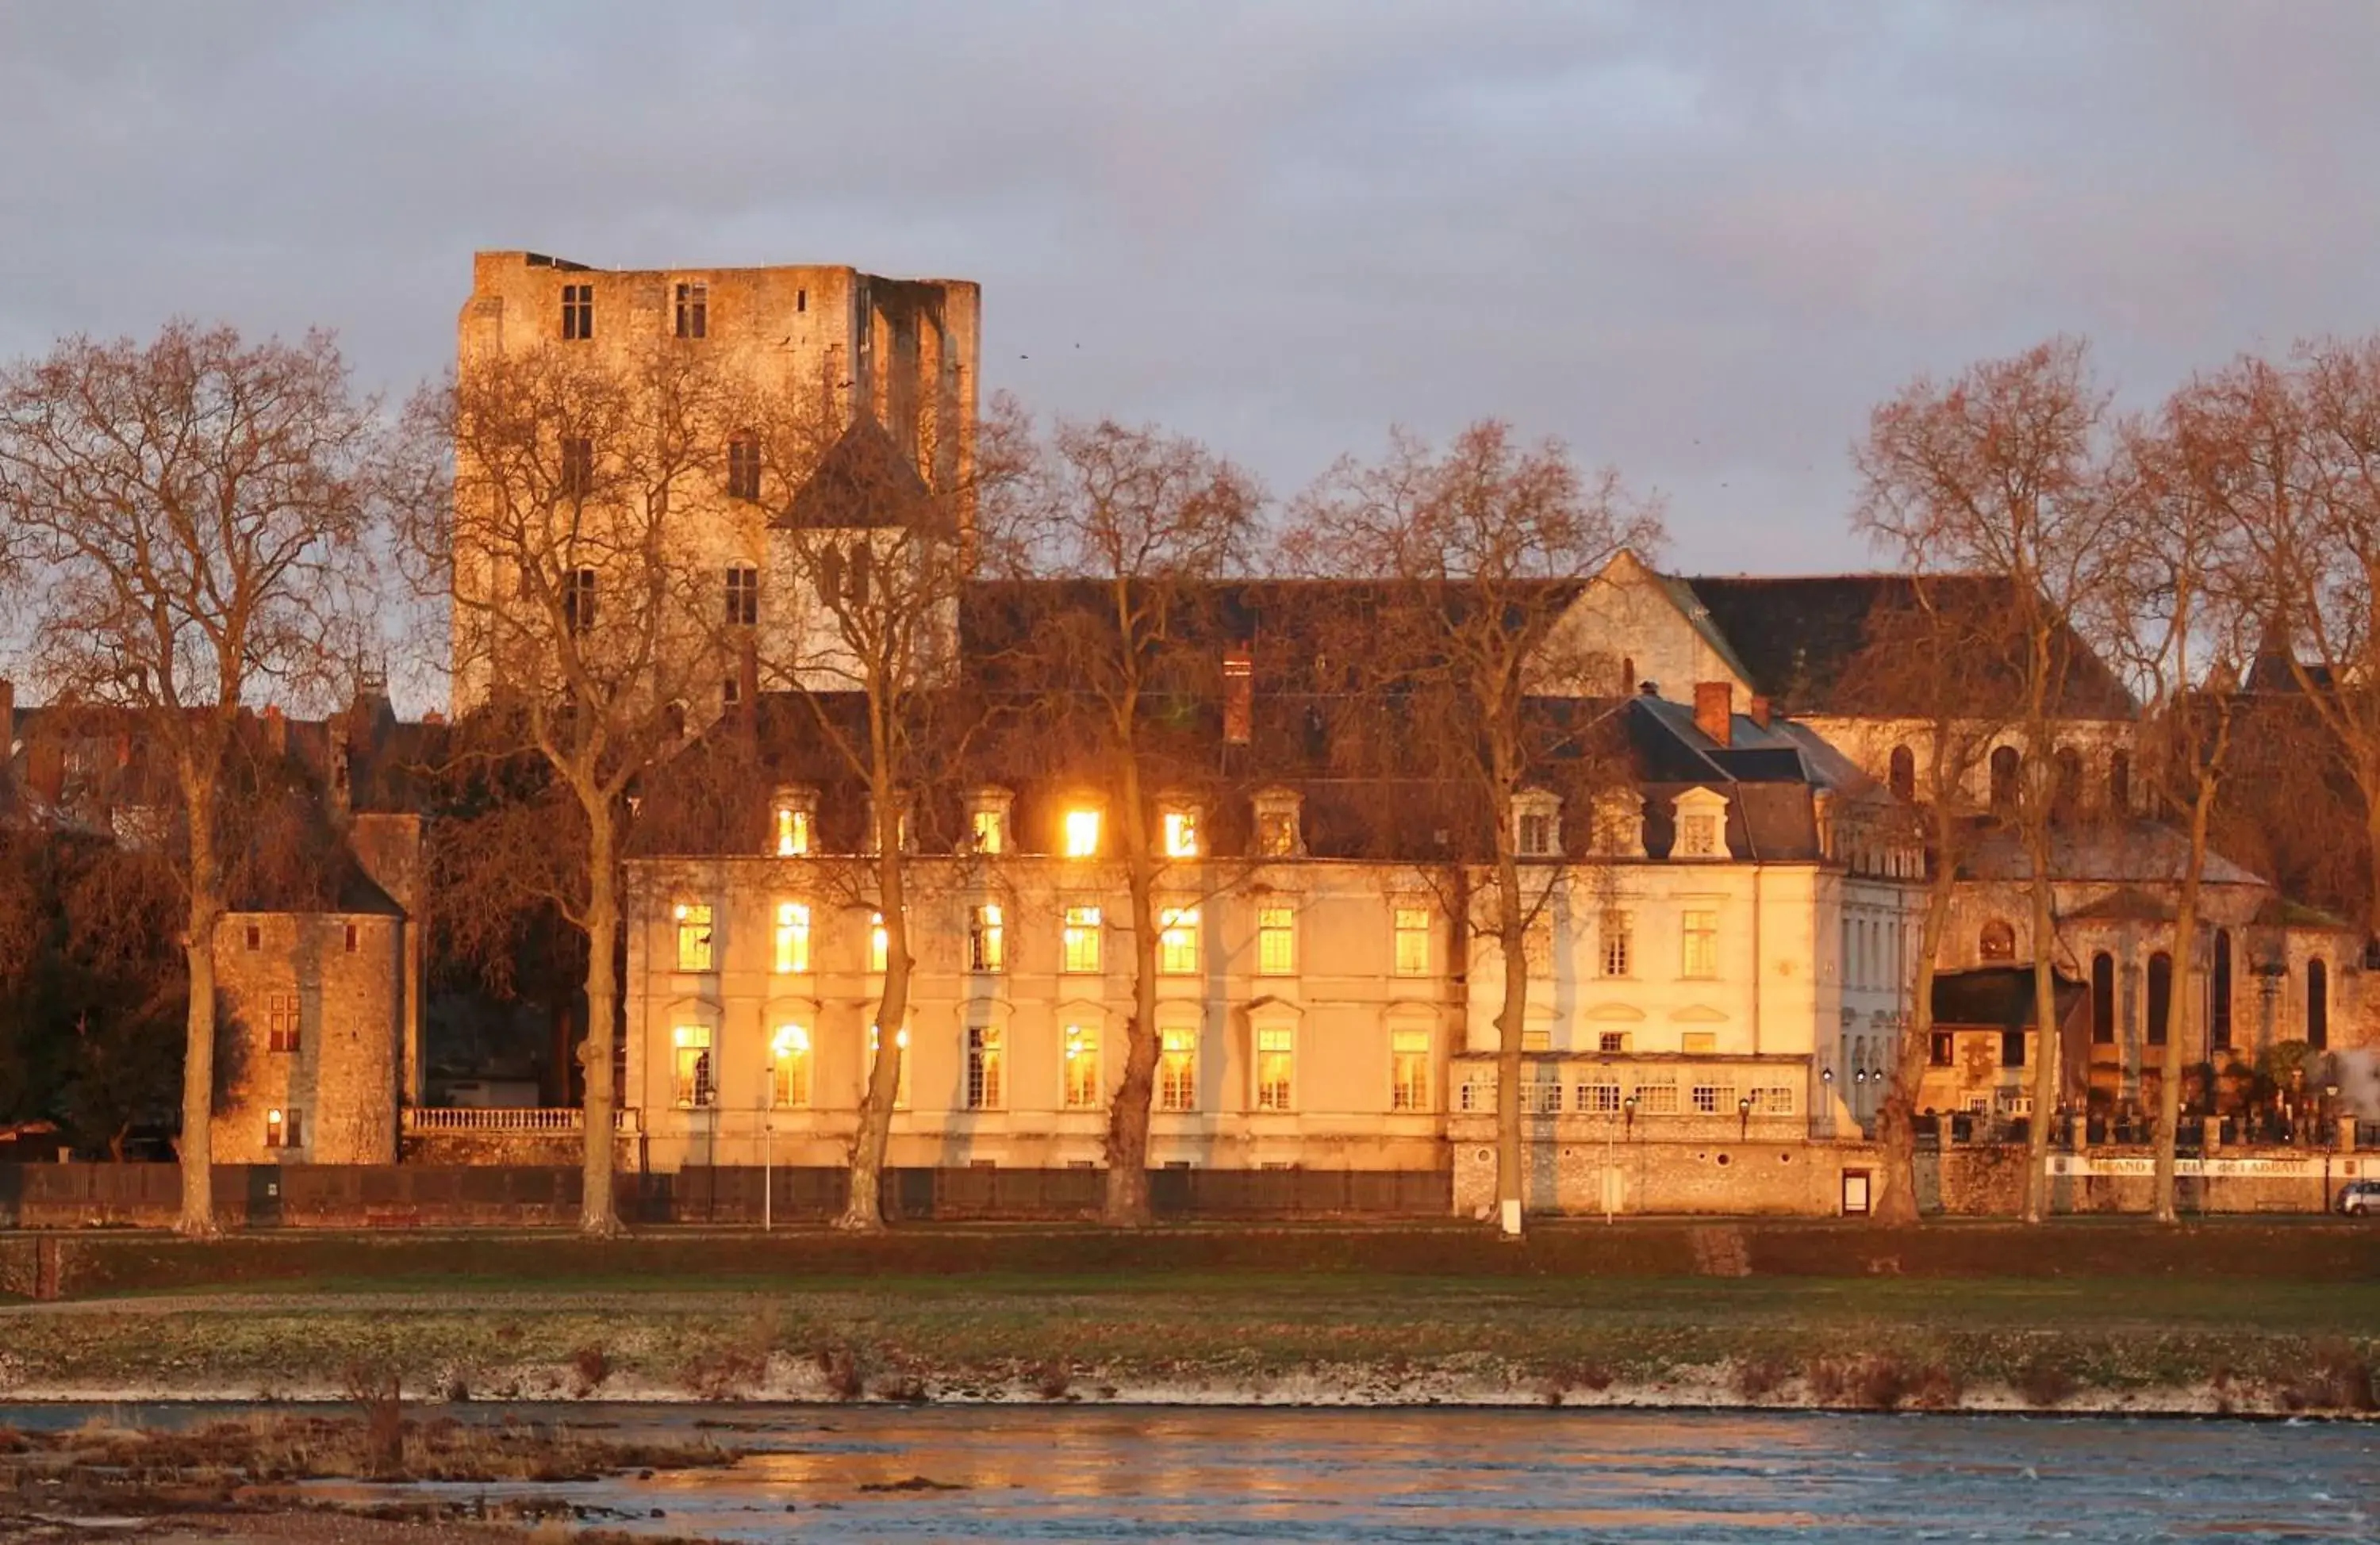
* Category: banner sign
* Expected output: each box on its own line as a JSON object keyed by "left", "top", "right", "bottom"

{"left": 2047, "top": 1154, "right": 2363, "bottom": 1180}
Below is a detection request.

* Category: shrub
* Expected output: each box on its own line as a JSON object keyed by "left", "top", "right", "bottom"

{"left": 1733, "top": 1356, "right": 1790, "bottom": 1403}
{"left": 815, "top": 1344, "right": 864, "bottom": 1402}
{"left": 570, "top": 1345, "right": 611, "bottom": 1397}
{"left": 2015, "top": 1355, "right": 2075, "bottom": 1409}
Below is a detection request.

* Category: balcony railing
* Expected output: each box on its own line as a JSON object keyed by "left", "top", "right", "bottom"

{"left": 402, "top": 1106, "right": 639, "bottom": 1134}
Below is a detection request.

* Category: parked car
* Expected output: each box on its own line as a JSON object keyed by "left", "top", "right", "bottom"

{"left": 2339, "top": 1179, "right": 2380, "bottom": 1216}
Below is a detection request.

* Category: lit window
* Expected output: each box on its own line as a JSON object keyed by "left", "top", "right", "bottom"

{"left": 264, "top": 1106, "right": 300, "bottom": 1148}
{"left": 867, "top": 1023, "right": 912, "bottom": 1107}
{"left": 869, "top": 912, "right": 889, "bottom": 973}
{"left": 1678, "top": 813, "right": 1720, "bottom": 857}
{"left": 1159, "top": 907, "right": 1200, "bottom": 975}
{"left": 561, "top": 282, "right": 593, "bottom": 340}
{"left": 967, "top": 1024, "right": 1004, "bottom": 1109}
{"left": 969, "top": 903, "right": 1005, "bottom": 972}
{"left": 1393, "top": 907, "right": 1430, "bottom": 976}
{"left": 770, "top": 1024, "right": 812, "bottom": 1107}
{"left": 1158, "top": 1027, "right": 1197, "bottom": 1111}
{"left": 774, "top": 902, "right": 811, "bottom": 974}
{"left": 1257, "top": 905, "right": 1295, "bottom": 976}
{"left": 972, "top": 807, "right": 1006, "bottom": 853}
{"left": 673, "top": 1024, "right": 715, "bottom": 1107}
{"left": 1163, "top": 809, "right": 1200, "bottom": 858}
{"left": 1600, "top": 910, "right": 1632, "bottom": 977}
{"left": 1681, "top": 1030, "right": 1717, "bottom": 1056}
{"left": 1063, "top": 808, "right": 1101, "bottom": 857}
{"left": 674, "top": 279, "right": 708, "bottom": 339}
{"left": 1256, "top": 806, "right": 1299, "bottom": 857}
{"left": 1062, "top": 1024, "right": 1100, "bottom": 1108}
{"left": 1390, "top": 1029, "right": 1430, "bottom": 1112}
{"left": 1681, "top": 909, "right": 1718, "bottom": 980}
{"left": 1256, "top": 1026, "right": 1295, "bottom": 1111}
{"left": 1521, "top": 1028, "right": 1552, "bottom": 1052}
{"left": 674, "top": 903, "right": 715, "bottom": 972}
{"left": 773, "top": 797, "right": 812, "bottom": 857}
{"left": 1061, "top": 906, "right": 1103, "bottom": 973}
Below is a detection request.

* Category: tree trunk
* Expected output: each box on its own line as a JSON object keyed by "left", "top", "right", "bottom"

{"left": 1878, "top": 826, "right": 1956, "bottom": 1225}
{"left": 1493, "top": 852, "right": 1529, "bottom": 1239}
{"left": 578, "top": 811, "right": 623, "bottom": 1236}
{"left": 176, "top": 777, "right": 221, "bottom": 1239}
{"left": 839, "top": 787, "right": 910, "bottom": 1232}
{"left": 2023, "top": 817, "right": 2061, "bottom": 1225}
{"left": 1102, "top": 843, "right": 1161, "bottom": 1226}
{"left": 2154, "top": 776, "right": 2215, "bottom": 1224}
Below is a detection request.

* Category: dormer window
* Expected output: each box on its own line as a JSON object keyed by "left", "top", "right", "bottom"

{"left": 1670, "top": 789, "right": 1731, "bottom": 861}
{"left": 771, "top": 786, "right": 816, "bottom": 857}
{"left": 1588, "top": 790, "right": 1644, "bottom": 857}
{"left": 864, "top": 795, "right": 910, "bottom": 854}
{"left": 1253, "top": 788, "right": 1303, "bottom": 858}
{"left": 1063, "top": 805, "right": 1102, "bottom": 858}
{"left": 1162, "top": 804, "right": 1202, "bottom": 859}
{"left": 1514, "top": 791, "right": 1561, "bottom": 858}
{"left": 1679, "top": 814, "right": 1720, "bottom": 857}
{"left": 969, "top": 787, "right": 1013, "bottom": 854}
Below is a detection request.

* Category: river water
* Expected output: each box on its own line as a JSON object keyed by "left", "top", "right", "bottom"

{"left": 10, "top": 1403, "right": 2378, "bottom": 1540}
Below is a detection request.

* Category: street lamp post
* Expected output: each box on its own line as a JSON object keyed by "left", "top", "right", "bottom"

{"left": 762, "top": 1060, "right": 774, "bottom": 1234}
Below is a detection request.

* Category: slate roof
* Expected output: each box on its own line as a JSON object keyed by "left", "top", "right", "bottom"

{"left": 1960, "top": 819, "right": 2267, "bottom": 888}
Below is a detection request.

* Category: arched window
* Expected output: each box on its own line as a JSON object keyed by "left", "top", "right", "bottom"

{"left": 2147, "top": 952, "right": 2173, "bottom": 1046}
{"left": 1990, "top": 746, "right": 2021, "bottom": 811}
{"left": 2211, "top": 930, "right": 2233, "bottom": 1050}
{"left": 1887, "top": 745, "right": 1915, "bottom": 802}
{"left": 2090, "top": 952, "right": 2115, "bottom": 1044}
{"left": 2309, "top": 957, "right": 2329, "bottom": 1050}
{"left": 2108, "top": 750, "right": 2131, "bottom": 814}
{"left": 2052, "top": 746, "right": 2084, "bottom": 821}
{"left": 1980, "top": 919, "right": 2017, "bottom": 962}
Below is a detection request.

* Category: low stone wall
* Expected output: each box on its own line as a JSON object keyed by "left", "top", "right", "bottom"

{"left": 1449, "top": 1123, "right": 1888, "bottom": 1217}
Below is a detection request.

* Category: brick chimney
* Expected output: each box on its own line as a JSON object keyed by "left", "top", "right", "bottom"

{"left": 1749, "top": 695, "right": 1772, "bottom": 730}
{"left": 263, "top": 703, "right": 286, "bottom": 757}
{"left": 1693, "top": 681, "right": 1733, "bottom": 747}
{"left": 1223, "top": 646, "right": 1253, "bottom": 746}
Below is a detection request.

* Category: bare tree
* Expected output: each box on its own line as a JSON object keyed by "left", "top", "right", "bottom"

{"left": 999, "top": 416, "right": 1262, "bottom": 1226}
{"left": 0, "top": 324, "right": 386, "bottom": 1234}
{"left": 413, "top": 339, "right": 724, "bottom": 1236}
{"left": 1290, "top": 421, "right": 1662, "bottom": 1238}
{"left": 1854, "top": 339, "right": 2121, "bottom": 1225}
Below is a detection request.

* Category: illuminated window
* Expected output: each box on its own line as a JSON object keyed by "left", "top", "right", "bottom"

{"left": 772, "top": 795, "right": 813, "bottom": 857}
{"left": 972, "top": 807, "right": 1005, "bottom": 853}
{"left": 770, "top": 1024, "right": 812, "bottom": 1107}
{"left": 1159, "top": 907, "right": 1200, "bottom": 975}
{"left": 1390, "top": 1029, "right": 1430, "bottom": 1112}
{"left": 1681, "top": 910, "right": 1718, "bottom": 980}
{"left": 1521, "top": 1028, "right": 1552, "bottom": 1052}
{"left": 968, "top": 903, "right": 1005, "bottom": 972}
{"left": 672, "top": 1025, "right": 715, "bottom": 1107}
{"left": 1061, "top": 906, "right": 1103, "bottom": 973}
{"left": 1600, "top": 910, "right": 1632, "bottom": 977}
{"left": 867, "top": 1023, "right": 912, "bottom": 1107}
{"left": 1393, "top": 907, "right": 1430, "bottom": 976}
{"left": 1162, "top": 808, "right": 1200, "bottom": 858}
{"left": 1062, "top": 1024, "right": 1100, "bottom": 1108}
{"left": 1680, "top": 1030, "right": 1717, "bottom": 1056}
{"left": 869, "top": 912, "right": 889, "bottom": 973}
{"left": 1255, "top": 796, "right": 1301, "bottom": 857}
{"left": 1255, "top": 1026, "right": 1295, "bottom": 1111}
{"left": 1257, "top": 906, "right": 1296, "bottom": 976}
{"left": 267, "top": 992, "right": 300, "bottom": 1053}
{"left": 674, "top": 903, "right": 714, "bottom": 972}
{"left": 1157, "top": 1027, "right": 1198, "bottom": 1111}
{"left": 966, "top": 1025, "right": 1004, "bottom": 1110}
{"left": 265, "top": 1106, "right": 299, "bottom": 1148}
{"left": 773, "top": 902, "right": 811, "bottom": 974}
{"left": 1063, "top": 808, "right": 1101, "bottom": 857}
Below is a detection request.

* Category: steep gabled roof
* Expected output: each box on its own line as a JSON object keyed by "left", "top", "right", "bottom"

{"left": 777, "top": 416, "right": 950, "bottom": 534}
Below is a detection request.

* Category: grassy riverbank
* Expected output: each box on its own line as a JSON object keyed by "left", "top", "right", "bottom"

{"left": 3, "top": 1221, "right": 2376, "bottom": 1416}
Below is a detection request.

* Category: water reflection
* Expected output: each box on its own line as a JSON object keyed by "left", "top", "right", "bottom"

{"left": 6, "top": 1403, "right": 2376, "bottom": 1540}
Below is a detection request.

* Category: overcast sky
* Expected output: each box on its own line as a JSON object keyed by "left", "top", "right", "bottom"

{"left": 5, "top": 0, "right": 2377, "bottom": 575}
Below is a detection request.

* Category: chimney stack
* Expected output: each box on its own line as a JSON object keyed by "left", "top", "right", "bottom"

{"left": 1749, "top": 695, "right": 1772, "bottom": 730}
{"left": 1693, "top": 681, "right": 1733, "bottom": 747}
{"left": 263, "top": 703, "right": 287, "bottom": 756}
{"left": 1223, "top": 646, "right": 1253, "bottom": 746}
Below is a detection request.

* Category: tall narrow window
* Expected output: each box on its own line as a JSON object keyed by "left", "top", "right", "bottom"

{"left": 267, "top": 992, "right": 300, "bottom": 1053}
{"left": 774, "top": 902, "right": 811, "bottom": 974}
{"left": 1517, "top": 811, "right": 1553, "bottom": 857}
{"left": 2147, "top": 951, "right": 2173, "bottom": 1046}
{"left": 1681, "top": 909, "right": 1719, "bottom": 979}
{"left": 1887, "top": 745, "right": 1915, "bottom": 801}
{"left": 562, "top": 566, "right": 597, "bottom": 634}
{"left": 1159, "top": 907, "right": 1200, "bottom": 974}
{"left": 867, "top": 1024, "right": 911, "bottom": 1107}
{"left": 2309, "top": 957, "right": 2329, "bottom": 1049}
{"left": 1393, "top": 907, "right": 1430, "bottom": 976}
{"left": 343, "top": 922, "right": 359, "bottom": 954}
{"left": 774, "top": 797, "right": 812, "bottom": 857}
{"left": 1063, "top": 808, "right": 1101, "bottom": 857}
{"left": 727, "top": 434, "right": 762, "bottom": 500}
{"left": 966, "top": 1024, "right": 1004, "bottom": 1109}
{"left": 1157, "top": 1027, "right": 1197, "bottom": 1111}
{"left": 1990, "top": 746, "right": 2021, "bottom": 811}
{"left": 770, "top": 1024, "right": 811, "bottom": 1107}
{"left": 1062, "top": 1024, "right": 1100, "bottom": 1108}
{"left": 1255, "top": 1026, "right": 1295, "bottom": 1110}
{"left": 726, "top": 566, "right": 758, "bottom": 626}
{"left": 2091, "top": 951, "right": 2116, "bottom": 1045}
{"left": 1162, "top": 809, "right": 1200, "bottom": 858}
{"left": 869, "top": 912, "right": 889, "bottom": 973}
{"left": 672, "top": 1025, "right": 715, "bottom": 1107}
{"left": 674, "top": 903, "right": 714, "bottom": 972}
{"left": 674, "top": 280, "right": 708, "bottom": 338}
{"left": 561, "top": 282, "right": 593, "bottom": 340}
{"left": 1600, "top": 910, "right": 1632, "bottom": 977}
{"left": 2108, "top": 749, "right": 2131, "bottom": 812}
{"left": 1257, "top": 906, "right": 1295, "bottom": 976}
{"left": 1390, "top": 1029, "right": 1430, "bottom": 1112}
{"left": 1062, "top": 906, "right": 1103, "bottom": 973}
{"left": 969, "top": 903, "right": 1005, "bottom": 972}
{"left": 559, "top": 435, "right": 593, "bottom": 497}
{"left": 265, "top": 1106, "right": 294, "bottom": 1148}
{"left": 2211, "top": 930, "right": 2233, "bottom": 1049}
